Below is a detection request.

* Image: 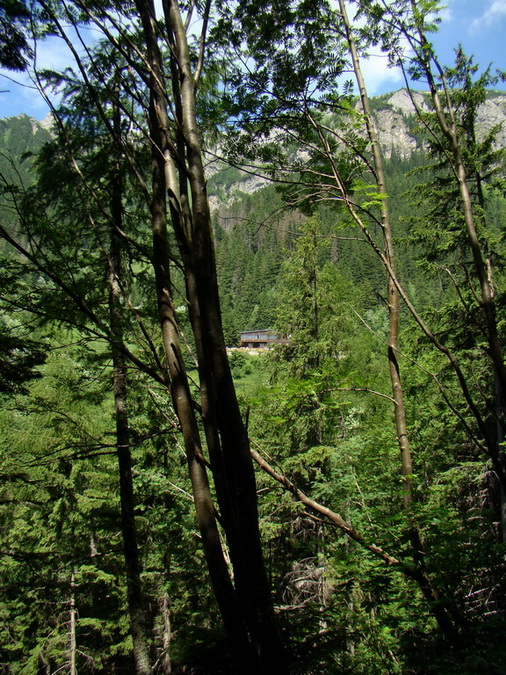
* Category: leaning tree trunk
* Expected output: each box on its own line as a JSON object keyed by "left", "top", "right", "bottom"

{"left": 148, "top": 102, "right": 257, "bottom": 671}
{"left": 163, "top": 1, "right": 286, "bottom": 668}
{"left": 338, "top": 0, "right": 458, "bottom": 640}
{"left": 135, "top": 3, "right": 261, "bottom": 669}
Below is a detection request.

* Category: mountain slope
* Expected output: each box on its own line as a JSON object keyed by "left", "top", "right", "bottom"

{"left": 206, "top": 88, "right": 506, "bottom": 210}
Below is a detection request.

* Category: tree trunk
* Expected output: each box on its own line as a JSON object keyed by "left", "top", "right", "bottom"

{"left": 134, "top": 6, "right": 259, "bottom": 668}
{"left": 160, "top": 591, "right": 172, "bottom": 675}
{"left": 134, "top": 1, "right": 287, "bottom": 669}
{"left": 162, "top": 3, "right": 286, "bottom": 668}
{"left": 338, "top": 0, "right": 458, "bottom": 640}
{"left": 109, "top": 98, "right": 152, "bottom": 675}
{"left": 69, "top": 569, "right": 77, "bottom": 675}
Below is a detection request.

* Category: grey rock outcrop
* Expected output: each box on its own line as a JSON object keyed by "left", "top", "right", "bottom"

{"left": 476, "top": 94, "right": 506, "bottom": 147}
{"left": 372, "top": 88, "right": 506, "bottom": 158}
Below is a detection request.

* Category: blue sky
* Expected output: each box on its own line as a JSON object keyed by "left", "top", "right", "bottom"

{"left": 0, "top": 0, "right": 505, "bottom": 121}
{"left": 0, "top": 21, "right": 100, "bottom": 121}
{"left": 354, "top": 0, "right": 506, "bottom": 96}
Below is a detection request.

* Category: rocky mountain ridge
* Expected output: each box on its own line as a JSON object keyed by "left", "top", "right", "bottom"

{"left": 207, "top": 88, "right": 506, "bottom": 208}
{"left": 373, "top": 88, "right": 506, "bottom": 158}
{"left": 6, "top": 88, "right": 506, "bottom": 156}
{"left": 3, "top": 89, "right": 506, "bottom": 209}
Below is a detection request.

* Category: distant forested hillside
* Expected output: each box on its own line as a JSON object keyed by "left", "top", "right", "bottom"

{"left": 2, "top": 94, "right": 504, "bottom": 345}
{"left": 0, "top": 113, "right": 52, "bottom": 182}
{"left": 203, "top": 88, "right": 506, "bottom": 340}
{"left": 210, "top": 148, "right": 505, "bottom": 341}
{"left": 0, "top": 108, "right": 441, "bottom": 341}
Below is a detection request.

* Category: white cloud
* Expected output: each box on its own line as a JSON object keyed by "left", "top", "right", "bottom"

{"left": 32, "top": 35, "right": 77, "bottom": 73}
{"left": 469, "top": 0, "right": 506, "bottom": 34}
{"left": 359, "top": 52, "right": 404, "bottom": 95}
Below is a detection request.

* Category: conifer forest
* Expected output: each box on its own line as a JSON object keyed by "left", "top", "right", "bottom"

{"left": 2, "top": 1, "right": 506, "bottom": 672}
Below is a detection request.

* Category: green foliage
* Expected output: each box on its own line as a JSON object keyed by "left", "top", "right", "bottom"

{"left": 0, "top": 318, "right": 46, "bottom": 394}
{"left": 0, "top": 1, "right": 32, "bottom": 71}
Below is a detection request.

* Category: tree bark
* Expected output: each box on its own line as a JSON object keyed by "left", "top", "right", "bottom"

{"left": 423, "top": 49, "right": 506, "bottom": 539}
{"left": 337, "top": 0, "right": 457, "bottom": 639}
{"left": 108, "top": 94, "right": 152, "bottom": 675}
{"left": 160, "top": 591, "right": 172, "bottom": 675}
{"left": 134, "top": 4, "right": 262, "bottom": 669}
{"left": 134, "top": 1, "right": 287, "bottom": 670}
{"left": 161, "top": 4, "right": 286, "bottom": 668}
{"left": 69, "top": 569, "right": 77, "bottom": 675}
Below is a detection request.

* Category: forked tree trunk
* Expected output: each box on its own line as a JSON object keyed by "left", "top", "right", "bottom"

{"left": 164, "top": 1, "right": 286, "bottom": 667}
{"left": 146, "top": 88, "right": 257, "bottom": 671}
{"left": 136, "top": 6, "right": 257, "bottom": 668}
{"left": 135, "top": 1, "right": 286, "bottom": 669}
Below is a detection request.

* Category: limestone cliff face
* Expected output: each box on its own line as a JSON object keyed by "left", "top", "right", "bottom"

{"left": 475, "top": 94, "right": 506, "bottom": 147}
{"left": 38, "top": 112, "right": 54, "bottom": 132}
{"left": 372, "top": 89, "right": 428, "bottom": 158}
{"left": 372, "top": 89, "right": 506, "bottom": 158}
{"left": 207, "top": 88, "right": 506, "bottom": 209}
{"left": 374, "top": 106, "right": 422, "bottom": 158}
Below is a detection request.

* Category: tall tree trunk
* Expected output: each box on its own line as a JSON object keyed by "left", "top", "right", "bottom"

{"left": 160, "top": 591, "right": 172, "bottom": 675}
{"left": 69, "top": 569, "right": 77, "bottom": 675}
{"left": 135, "top": 1, "right": 286, "bottom": 669}
{"left": 338, "top": 0, "right": 457, "bottom": 639}
{"left": 148, "top": 89, "right": 257, "bottom": 671}
{"left": 134, "top": 6, "right": 258, "bottom": 668}
{"left": 109, "top": 99, "right": 152, "bottom": 675}
{"left": 163, "top": 1, "right": 286, "bottom": 668}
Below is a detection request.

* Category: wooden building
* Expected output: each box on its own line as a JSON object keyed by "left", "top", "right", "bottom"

{"left": 239, "top": 329, "right": 290, "bottom": 349}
